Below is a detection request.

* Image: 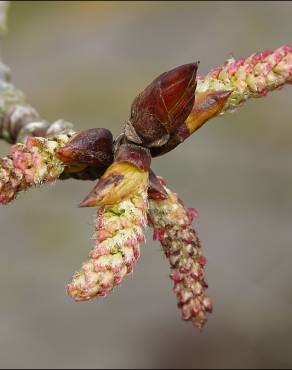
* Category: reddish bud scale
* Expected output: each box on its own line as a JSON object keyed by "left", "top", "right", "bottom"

{"left": 114, "top": 142, "right": 151, "bottom": 172}
{"left": 148, "top": 169, "right": 168, "bottom": 200}
{"left": 150, "top": 122, "right": 191, "bottom": 157}
{"left": 125, "top": 63, "right": 198, "bottom": 148}
{"left": 150, "top": 90, "right": 231, "bottom": 157}
{"left": 148, "top": 180, "right": 212, "bottom": 329}
{"left": 57, "top": 128, "right": 114, "bottom": 170}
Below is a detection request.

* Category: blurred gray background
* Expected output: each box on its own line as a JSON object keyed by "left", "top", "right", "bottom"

{"left": 0, "top": 1, "right": 292, "bottom": 368}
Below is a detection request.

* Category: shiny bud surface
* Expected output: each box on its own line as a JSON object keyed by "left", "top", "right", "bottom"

{"left": 125, "top": 63, "right": 198, "bottom": 148}
{"left": 57, "top": 128, "right": 113, "bottom": 169}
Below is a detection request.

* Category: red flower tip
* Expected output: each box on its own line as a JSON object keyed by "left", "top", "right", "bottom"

{"left": 188, "top": 208, "right": 199, "bottom": 222}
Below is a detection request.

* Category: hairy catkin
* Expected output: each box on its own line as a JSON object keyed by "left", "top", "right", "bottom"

{"left": 148, "top": 182, "right": 212, "bottom": 329}
{"left": 67, "top": 190, "right": 148, "bottom": 301}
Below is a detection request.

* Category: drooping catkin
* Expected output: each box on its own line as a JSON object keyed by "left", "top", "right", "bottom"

{"left": 148, "top": 181, "right": 212, "bottom": 329}
{"left": 67, "top": 190, "right": 148, "bottom": 301}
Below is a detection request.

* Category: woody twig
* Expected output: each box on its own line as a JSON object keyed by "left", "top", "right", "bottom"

{"left": 0, "top": 1, "right": 291, "bottom": 329}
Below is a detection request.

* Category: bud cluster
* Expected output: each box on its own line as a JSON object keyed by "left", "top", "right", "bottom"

{"left": 0, "top": 45, "right": 291, "bottom": 330}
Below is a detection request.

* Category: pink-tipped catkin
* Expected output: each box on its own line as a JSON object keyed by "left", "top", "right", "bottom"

{"left": 148, "top": 182, "right": 212, "bottom": 329}
{"left": 67, "top": 191, "right": 148, "bottom": 301}
{"left": 198, "top": 45, "right": 292, "bottom": 113}
{"left": 0, "top": 133, "right": 72, "bottom": 204}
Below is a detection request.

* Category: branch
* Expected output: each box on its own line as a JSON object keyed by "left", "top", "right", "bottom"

{"left": 0, "top": 2, "right": 291, "bottom": 331}
{"left": 0, "top": 46, "right": 290, "bottom": 204}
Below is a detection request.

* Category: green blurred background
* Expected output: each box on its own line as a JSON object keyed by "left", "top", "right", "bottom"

{"left": 0, "top": 1, "right": 292, "bottom": 368}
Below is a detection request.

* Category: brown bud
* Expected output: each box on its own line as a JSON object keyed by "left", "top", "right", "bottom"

{"left": 125, "top": 63, "right": 198, "bottom": 148}
{"left": 57, "top": 128, "right": 113, "bottom": 169}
